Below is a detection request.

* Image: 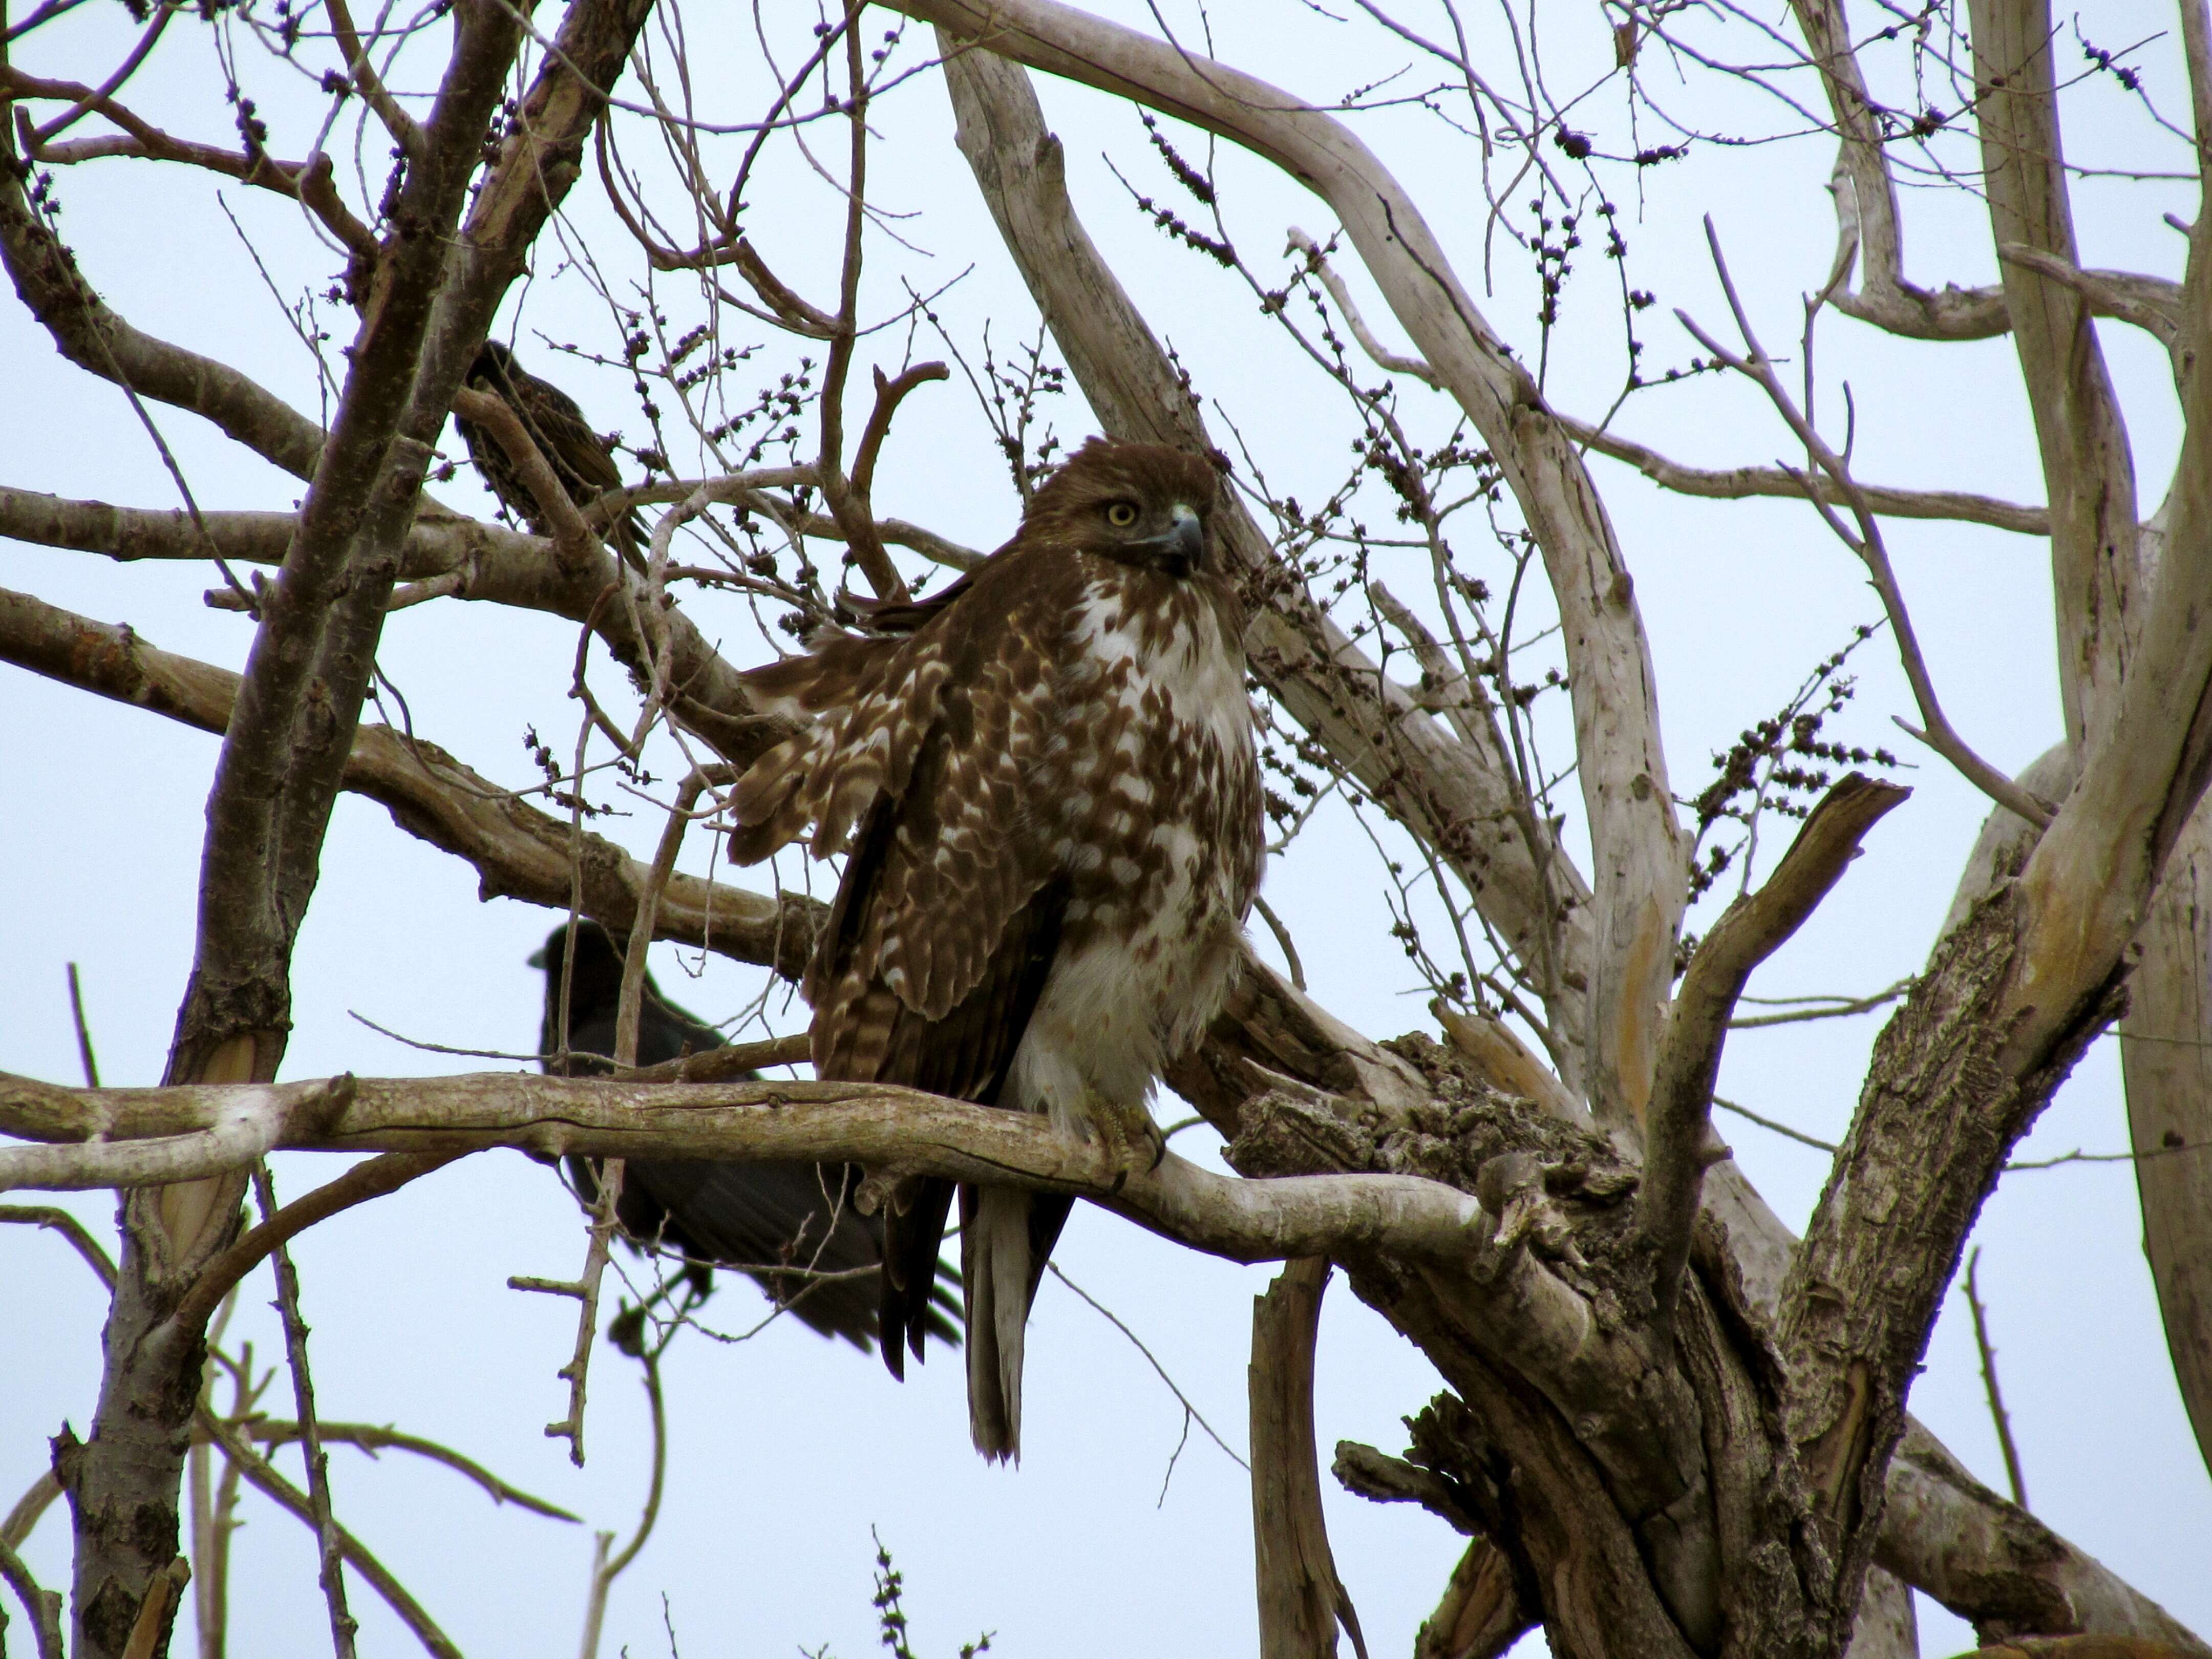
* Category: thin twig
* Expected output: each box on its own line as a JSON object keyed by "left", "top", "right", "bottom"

{"left": 194, "top": 1410, "right": 461, "bottom": 1659}
{"left": 1045, "top": 1262, "right": 1247, "bottom": 1473}
{"left": 252, "top": 1163, "right": 357, "bottom": 1658}
{"left": 66, "top": 961, "right": 99, "bottom": 1086}
{"left": 577, "top": 1352, "right": 668, "bottom": 1659}
{"left": 1728, "top": 979, "right": 1911, "bottom": 1028}
{"left": 1712, "top": 1097, "right": 1838, "bottom": 1154}
{"left": 1679, "top": 218, "right": 2051, "bottom": 829}
{"left": 513, "top": 1161, "right": 625, "bottom": 1466}
{"left": 1964, "top": 1249, "right": 2029, "bottom": 1508}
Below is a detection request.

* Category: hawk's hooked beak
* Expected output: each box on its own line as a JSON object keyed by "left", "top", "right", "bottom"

{"left": 527, "top": 944, "right": 549, "bottom": 968}
{"left": 1134, "top": 503, "right": 1205, "bottom": 577}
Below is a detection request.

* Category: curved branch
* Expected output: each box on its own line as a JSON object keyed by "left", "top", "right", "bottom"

{"left": 1558, "top": 415, "right": 2052, "bottom": 537}
{"left": 237, "top": 1420, "right": 579, "bottom": 1523}
{"left": 0, "top": 588, "right": 821, "bottom": 980}
{"left": 174, "top": 1152, "right": 459, "bottom": 1330}
{"left": 1639, "top": 774, "right": 1907, "bottom": 1330}
{"left": 193, "top": 1411, "right": 459, "bottom": 1659}
{"left": 0, "top": 1070, "right": 1491, "bottom": 1267}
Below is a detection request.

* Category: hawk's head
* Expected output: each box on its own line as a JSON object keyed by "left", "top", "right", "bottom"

{"left": 1022, "top": 439, "right": 1221, "bottom": 579}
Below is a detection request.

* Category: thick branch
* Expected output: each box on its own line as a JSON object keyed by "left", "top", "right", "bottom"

{"left": 0, "top": 589, "right": 820, "bottom": 979}
{"left": 1968, "top": 0, "right": 2144, "bottom": 757}
{"left": 1251, "top": 1260, "right": 1366, "bottom": 1659}
{"left": 1639, "top": 775, "right": 1906, "bottom": 1327}
{"left": 1778, "top": 203, "right": 2212, "bottom": 1627}
{"left": 0, "top": 1072, "right": 1491, "bottom": 1266}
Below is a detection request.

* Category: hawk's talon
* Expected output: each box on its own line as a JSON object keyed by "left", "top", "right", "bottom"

{"left": 1082, "top": 1100, "right": 1166, "bottom": 1189}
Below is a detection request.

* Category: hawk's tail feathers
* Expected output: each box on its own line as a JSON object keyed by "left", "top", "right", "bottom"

{"left": 964, "top": 1184, "right": 1032, "bottom": 1463}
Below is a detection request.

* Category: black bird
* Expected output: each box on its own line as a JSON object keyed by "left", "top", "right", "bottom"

{"left": 455, "top": 341, "right": 647, "bottom": 559}
{"left": 530, "top": 920, "right": 959, "bottom": 1351}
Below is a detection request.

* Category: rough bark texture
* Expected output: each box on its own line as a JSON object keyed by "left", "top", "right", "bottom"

{"left": 2118, "top": 815, "right": 2212, "bottom": 1474}
{"left": 1250, "top": 1260, "right": 1360, "bottom": 1659}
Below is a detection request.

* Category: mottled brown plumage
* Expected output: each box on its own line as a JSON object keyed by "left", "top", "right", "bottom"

{"left": 729, "top": 438, "right": 1263, "bottom": 1460}
{"left": 454, "top": 341, "right": 646, "bottom": 559}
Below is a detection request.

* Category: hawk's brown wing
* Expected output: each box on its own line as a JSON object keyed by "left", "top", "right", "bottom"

{"left": 820, "top": 788, "right": 1071, "bottom": 1371}
{"left": 731, "top": 549, "right": 1089, "bottom": 1369}
{"left": 734, "top": 546, "right": 1079, "bottom": 1030}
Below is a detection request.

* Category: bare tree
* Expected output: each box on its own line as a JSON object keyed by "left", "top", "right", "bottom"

{"left": 2, "top": 1, "right": 2209, "bottom": 1656}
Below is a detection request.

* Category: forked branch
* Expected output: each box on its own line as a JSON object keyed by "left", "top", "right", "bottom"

{"left": 1639, "top": 774, "right": 1908, "bottom": 1329}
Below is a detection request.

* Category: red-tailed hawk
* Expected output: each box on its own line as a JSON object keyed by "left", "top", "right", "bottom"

{"left": 729, "top": 438, "right": 1263, "bottom": 1459}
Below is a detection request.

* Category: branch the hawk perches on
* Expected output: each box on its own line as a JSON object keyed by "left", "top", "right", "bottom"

{"left": 730, "top": 438, "right": 1264, "bottom": 1460}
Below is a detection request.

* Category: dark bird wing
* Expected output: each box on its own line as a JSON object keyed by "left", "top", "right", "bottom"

{"left": 535, "top": 922, "right": 956, "bottom": 1350}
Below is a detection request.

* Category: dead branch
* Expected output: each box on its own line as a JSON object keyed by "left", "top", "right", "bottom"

{"left": 193, "top": 1411, "right": 460, "bottom": 1659}
{"left": 249, "top": 1165, "right": 356, "bottom": 1657}
{"left": 0, "top": 1535, "right": 64, "bottom": 1659}
{"left": 1414, "top": 1542, "right": 1529, "bottom": 1659}
{"left": 1639, "top": 774, "right": 1907, "bottom": 1329}
{"left": 1331, "top": 1442, "right": 1476, "bottom": 1535}
{"left": 0, "top": 1071, "right": 1497, "bottom": 1266}
{"left": 1250, "top": 1260, "right": 1367, "bottom": 1659}
{"left": 513, "top": 1160, "right": 625, "bottom": 1467}
{"left": 1963, "top": 1250, "right": 2029, "bottom": 1509}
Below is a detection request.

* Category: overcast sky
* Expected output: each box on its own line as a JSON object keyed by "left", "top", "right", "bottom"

{"left": 5, "top": 2, "right": 2209, "bottom": 1654}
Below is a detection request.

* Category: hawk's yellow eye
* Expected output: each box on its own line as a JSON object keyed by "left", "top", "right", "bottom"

{"left": 1105, "top": 501, "right": 1140, "bottom": 528}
